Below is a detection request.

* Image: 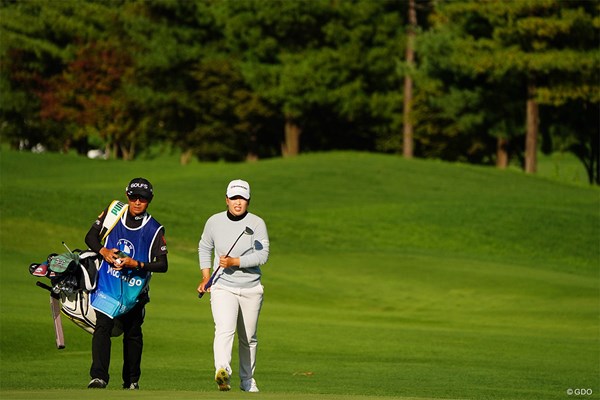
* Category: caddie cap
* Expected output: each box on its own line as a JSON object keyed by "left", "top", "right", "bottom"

{"left": 226, "top": 179, "right": 250, "bottom": 200}
{"left": 126, "top": 177, "right": 154, "bottom": 200}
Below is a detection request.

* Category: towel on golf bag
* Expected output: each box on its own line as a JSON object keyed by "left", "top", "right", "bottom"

{"left": 29, "top": 249, "right": 122, "bottom": 337}
{"left": 59, "top": 290, "right": 122, "bottom": 337}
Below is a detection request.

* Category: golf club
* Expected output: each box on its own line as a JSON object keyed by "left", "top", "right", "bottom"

{"left": 198, "top": 226, "right": 254, "bottom": 299}
{"left": 62, "top": 241, "right": 73, "bottom": 254}
{"left": 36, "top": 281, "right": 65, "bottom": 349}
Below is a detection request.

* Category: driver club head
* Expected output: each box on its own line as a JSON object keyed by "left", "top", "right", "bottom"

{"left": 244, "top": 227, "right": 254, "bottom": 235}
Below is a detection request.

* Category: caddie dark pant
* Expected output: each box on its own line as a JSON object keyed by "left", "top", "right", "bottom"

{"left": 90, "top": 302, "right": 145, "bottom": 385}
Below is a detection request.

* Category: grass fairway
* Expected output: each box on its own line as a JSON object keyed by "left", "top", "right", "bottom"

{"left": 0, "top": 150, "right": 598, "bottom": 400}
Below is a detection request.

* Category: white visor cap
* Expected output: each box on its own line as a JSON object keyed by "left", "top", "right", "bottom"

{"left": 226, "top": 179, "right": 251, "bottom": 200}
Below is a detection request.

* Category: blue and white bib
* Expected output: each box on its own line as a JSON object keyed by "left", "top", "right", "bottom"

{"left": 91, "top": 213, "right": 162, "bottom": 318}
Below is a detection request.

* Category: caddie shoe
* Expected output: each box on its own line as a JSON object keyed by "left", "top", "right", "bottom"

{"left": 215, "top": 368, "right": 231, "bottom": 391}
{"left": 123, "top": 382, "right": 139, "bottom": 390}
{"left": 87, "top": 378, "right": 107, "bottom": 388}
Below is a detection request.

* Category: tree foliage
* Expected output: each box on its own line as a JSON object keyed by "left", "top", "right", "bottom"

{"left": 416, "top": 0, "right": 599, "bottom": 181}
{"left": 0, "top": 0, "right": 597, "bottom": 183}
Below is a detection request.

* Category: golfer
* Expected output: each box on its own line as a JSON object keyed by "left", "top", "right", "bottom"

{"left": 85, "top": 178, "right": 168, "bottom": 390}
{"left": 197, "top": 179, "right": 270, "bottom": 392}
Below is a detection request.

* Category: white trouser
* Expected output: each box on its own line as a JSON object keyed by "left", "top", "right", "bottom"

{"left": 210, "top": 284, "right": 264, "bottom": 381}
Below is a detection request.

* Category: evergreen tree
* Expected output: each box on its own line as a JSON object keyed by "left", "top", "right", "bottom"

{"left": 419, "top": 0, "right": 599, "bottom": 179}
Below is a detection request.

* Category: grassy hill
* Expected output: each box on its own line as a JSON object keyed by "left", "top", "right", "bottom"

{"left": 0, "top": 150, "right": 598, "bottom": 400}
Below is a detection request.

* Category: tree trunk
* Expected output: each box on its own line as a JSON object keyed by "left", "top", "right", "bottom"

{"left": 282, "top": 116, "right": 301, "bottom": 157}
{"left": 496, "top": 137, "right": 509, "bottom": 169}
{"left": 127, "top": 142, "right": 135, "bottom": 161}
{"left": 592, "top": 126, "right": 599, "bottom": 185}
{"left": 402, "top": 0, "right": 416, "bottom": 159}
{"left": 591, "top": 154, "right": 600, "bottom": 185}
{"left": 525, "top": 79, "right": 539, "bottom": 174}
{"left": 246, "top": 133, "right": 259, "bottom": 161}
{"left": 120, "top": 140, "right": 135, "bottom": 161}
{"left": 121, "top": 145, "right": 131, "bottom": 161}
{"left": 246, "top": 152, "right": 258, "bottom": 162}
{"left": 111, "top": 142, "right": 118, "bottom": 160}
{"left": 62, "top": 138, "right": 71, "bottom": 154}
{"left": 180, "top": 149, "right": 193, "bottom": 165}
{"left": 103, "top": 143, "right": 111, "bottom": 159}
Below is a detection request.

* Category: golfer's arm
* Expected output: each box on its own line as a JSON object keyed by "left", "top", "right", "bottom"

{"left": 200, "top": 268, "right": 211, "bottom": 281}
{"left": 239, "top": 222, "right": 269, "bottom": 268}
{"left": 198, "top": 229, "right": 215, "bottom": 268}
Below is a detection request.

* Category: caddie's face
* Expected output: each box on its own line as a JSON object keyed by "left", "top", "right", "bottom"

{"left": 226, "top": 196, "right": 249, "bottom": 216}
{"left": 128, "top": 195, "right": 150, "bottom": 216}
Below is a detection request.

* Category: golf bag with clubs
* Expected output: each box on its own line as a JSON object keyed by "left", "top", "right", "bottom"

{"left": 29, "top": 248, "right": 123, "bottom": 346}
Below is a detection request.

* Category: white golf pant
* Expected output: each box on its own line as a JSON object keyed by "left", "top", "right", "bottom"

{"left": 210, "top": 284, "right": 263, "bottom": 381}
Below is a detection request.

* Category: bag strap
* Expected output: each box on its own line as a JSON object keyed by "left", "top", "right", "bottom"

{"left": 100, "top": 200, "right": 128, "bottom": 242}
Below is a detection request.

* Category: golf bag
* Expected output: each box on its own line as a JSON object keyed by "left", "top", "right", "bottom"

{"left": 29, "top": 249, "right": 122, "bottom": 337}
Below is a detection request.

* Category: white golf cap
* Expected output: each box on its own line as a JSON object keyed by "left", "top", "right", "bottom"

{"left": 226, "top": 179, "right": 251, "bottom": 200}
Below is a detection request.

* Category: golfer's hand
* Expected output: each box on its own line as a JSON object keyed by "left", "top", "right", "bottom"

{"left": 198, "top": 276, "right": 211, "bottom": 294}
{"left": 219, "top": 256, "right": 239, "bottom": 269}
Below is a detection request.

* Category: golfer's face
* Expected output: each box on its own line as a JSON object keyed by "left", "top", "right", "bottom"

{"left": 226, "top": 196, "right": 248, "bottom": 217}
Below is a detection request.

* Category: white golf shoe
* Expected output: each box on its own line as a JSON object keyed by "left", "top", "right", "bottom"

{"left": 240, "top": 378, "right": 259, "bottom": 392}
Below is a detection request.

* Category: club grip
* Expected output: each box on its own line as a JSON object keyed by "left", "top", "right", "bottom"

{"left": 36, "top": 281, "right": 52, "bottom": 292}
{"left": 36, "top": 281, "right": 60, "bottom": 299}
{"left": 197, "top": 276, "right": 214, "bottom": 299}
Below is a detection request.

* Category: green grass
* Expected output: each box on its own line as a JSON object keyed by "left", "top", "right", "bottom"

{"left": 0, "top": 150, "right": 598, "bottom": 400}
{"left": 535, "top": 152, "right": 590, "bottom": 186}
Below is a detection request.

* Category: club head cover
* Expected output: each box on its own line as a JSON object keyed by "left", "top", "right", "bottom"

{"left": 30, "top": 263, "right": 50, "bottom": 277}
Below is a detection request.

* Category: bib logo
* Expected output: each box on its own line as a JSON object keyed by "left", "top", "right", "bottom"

{"left": 116, "top": 239, "right": 135, "bottom": 258}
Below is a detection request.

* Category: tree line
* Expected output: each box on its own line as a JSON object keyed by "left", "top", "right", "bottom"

{"left": 1, "top": 0, "right": 598, "bottom": 183}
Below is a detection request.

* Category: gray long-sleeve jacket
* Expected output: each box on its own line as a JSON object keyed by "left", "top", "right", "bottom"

{"left": 198, "top": 211, "right": 269, "bottom": 289}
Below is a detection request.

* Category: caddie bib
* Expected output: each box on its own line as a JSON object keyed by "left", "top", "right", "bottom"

{"left": 91, "top": 213, "right": 162, "bottom": 318}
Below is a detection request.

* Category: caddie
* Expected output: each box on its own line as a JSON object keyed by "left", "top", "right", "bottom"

{"left": 84, "top": 177, "right": 168, "bottom": 390}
